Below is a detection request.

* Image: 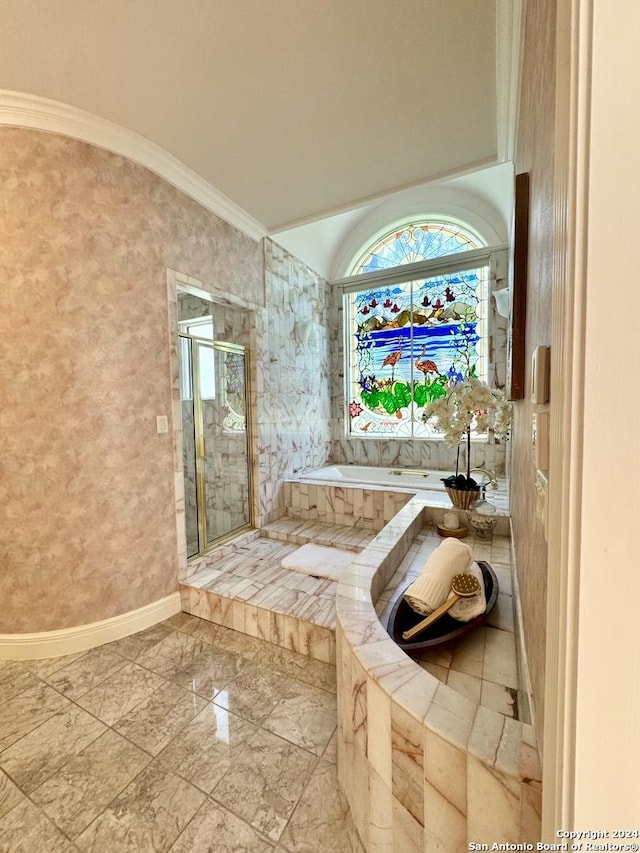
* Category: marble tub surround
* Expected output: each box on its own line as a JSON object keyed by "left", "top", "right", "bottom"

{"left": 335, "top": 495, "right": 541, "bottom": 850}
{"left": 0, "top": 612, "right": 353, "bottom": 852}
{"left": 282, "top": 479, "right": 415, "bottom": 530}
{"left": 375, "top": 529, "right": 527, "bottom": 722}
{"left": 290, "top": 471, "right": 511, "bottom": 524}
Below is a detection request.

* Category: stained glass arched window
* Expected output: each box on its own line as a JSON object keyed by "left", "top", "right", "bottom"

{"left": 345, "top": 221, "right": 490, "bottom": 438}
{"left": 352, "top": 221, "right": 481, "bottom": 274}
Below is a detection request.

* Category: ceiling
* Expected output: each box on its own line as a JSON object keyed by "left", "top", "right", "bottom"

{"left": 0, "top": 0, "right": 514, "bottom": 240}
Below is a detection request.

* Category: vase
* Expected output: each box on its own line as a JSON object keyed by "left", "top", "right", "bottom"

{"left": 445, "top": 486, "right": 481, "bottom": 510}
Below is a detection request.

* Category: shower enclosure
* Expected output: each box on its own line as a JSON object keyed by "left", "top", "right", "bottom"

{"left": 178, "top": 294, "right": 252, "bottom": 559}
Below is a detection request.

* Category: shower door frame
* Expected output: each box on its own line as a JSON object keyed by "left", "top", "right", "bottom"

{"left": 188, "top": 335, "right": 254, "bottom": 556}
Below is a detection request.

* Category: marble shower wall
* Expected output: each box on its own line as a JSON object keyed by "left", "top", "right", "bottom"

{"left": 0, "top": 127, "right": 263, "bottom": 633}
{"left": 258, "top": 241, "right": 332, "bottom": 523}
{"left": 328, "top": 254, "right": 510, "bottom": 477}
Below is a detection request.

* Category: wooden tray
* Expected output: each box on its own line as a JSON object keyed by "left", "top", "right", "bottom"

{"left": 387, "top": 560, "right": 498, "bottom": 651}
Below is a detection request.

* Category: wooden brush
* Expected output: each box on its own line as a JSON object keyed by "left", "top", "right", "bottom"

{"left": 402, "top": 572, "right": 481, "bottom": 641}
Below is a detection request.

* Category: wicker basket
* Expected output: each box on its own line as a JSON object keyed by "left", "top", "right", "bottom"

{"left": 445, "top": 486, "right": 481, "bottom": 510}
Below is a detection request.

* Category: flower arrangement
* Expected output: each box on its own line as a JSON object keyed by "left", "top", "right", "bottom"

{"left": 421, "top": 377, "right": 511, "bottom": 492}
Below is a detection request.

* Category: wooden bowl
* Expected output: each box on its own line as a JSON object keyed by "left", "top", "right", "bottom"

{"left": 386, "top": 560, "right": 498, "bottom": 651}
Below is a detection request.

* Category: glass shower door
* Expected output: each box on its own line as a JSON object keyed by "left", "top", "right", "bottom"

{"left": 180, "top": 335, "right": 251, "bottom": 557}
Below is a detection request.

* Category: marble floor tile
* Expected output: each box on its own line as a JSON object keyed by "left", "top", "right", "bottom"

{"left": 113, "top": 680, "right": 208, "bottom": 755}
{"left": 0, "top": 770, "right": 23, "bottom": 821}
{"left": 106, "top": 622, "right": 174, "bottom": 661}
{"left": 0, "top": 683, "right": 70, "bottom": 753}
{"left": 169, "top": 646, "right": 252, "bottom": 700}
{"left": 213, "top": 662, "right": 294, "bottom": 725}
{"left": 0, "top": 668, "right": 40, "bottom": 707}
{"left": 263, "top": 682, "right": 337, "bottom": 757}
{"left": 321, "top": 730, "right": 338, "bottom": 764}
{"left": 447, "top": 669, "right": 483, "bottom": 704}
{"left": 257, "top": 644, "right": 312, "bottom": 680}
{"left": 169, "top": 798, "right": 274, "bottom": 853}
{"left": 278, "top": 760, "right": 351, "bottom": 853}
{"left": 30, "top": 729, "right": 151, "bottom": 839}
{"left": 23, "top": 651, "right": 88, "bottom": 679}
{"left": 74, "top": 762, "right": 205, "bottom": 853}
{"left": 416, "top": 660, "right": 449, "bottom": 683}
{"left": 0, "top": 608, "right": 348, "bottom": 853}
{"left": 486, "top": 593, "right": 515, "bottom": 633}
{"left": 43, "top": 646, "right": 128, "bottom": 700}
{"left": 483, "top": 627, "right": 519, "bottom": 689}
{"left": 75, "top": 662, "right": 165, "bottom": 726}
{"left": 0, "top": 798, "right": 77, "bottom": 853}
{"left": 295, "top": 657, "right": 337, "bottom": 694}
{"left": 0, "top": 704, "right": 106, "bottom": 794}
{"left": 214, "top": 625, "right": 269, "bottom": 660}
{"left": 480, "top": 679, "right": 518, "bottom": 718}
{"left": 158, "top": 702, "right": 257, "bottom": 794}
{"left": 135, "top": 631, "right": 210, "bottom": 675}
{"left": 448, "top": 628, "right": 487, "bottom": 679}
{"left": 212, "top": 728, "right": 318, "bottom": 841}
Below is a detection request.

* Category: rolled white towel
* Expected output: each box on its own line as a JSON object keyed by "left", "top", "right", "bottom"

{"left": 448, "top": 561, "right": 486, "bottom": 622}
{"left": 403, "top": 538, "right": 473, "bottom": 616}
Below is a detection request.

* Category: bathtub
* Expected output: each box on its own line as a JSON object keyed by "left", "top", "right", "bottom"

{"left": 298, "top": 464, "right": 448, "bottom": 492}
{"left": 297, "top": 464, "right": 510, "bottom": 514}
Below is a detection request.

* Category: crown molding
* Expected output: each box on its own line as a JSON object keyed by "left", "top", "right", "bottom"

{"left": 496, "top": 0, "right": 526, "bottom": 162}
{"left": 0, "top": 89, "right": 268, "bottom": 242}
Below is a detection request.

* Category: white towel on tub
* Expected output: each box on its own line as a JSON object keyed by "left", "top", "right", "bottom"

{"left": 403, "top": 538, "right": 474, "bottom": 616}
{"left": 448, "top": 561, "right": 486, "bottom": 622}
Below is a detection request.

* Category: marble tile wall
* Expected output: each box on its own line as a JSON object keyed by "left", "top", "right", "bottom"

{"left": 258, "top": 241, "right": 332, "bottom": 524}
{"left": 328, "top": 263, "right": 510, "bottom": 477}
{"left": 0, "top": 128, "right": 262, "bottom": 633}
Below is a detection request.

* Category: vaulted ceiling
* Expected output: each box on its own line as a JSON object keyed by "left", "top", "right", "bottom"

{"left": 1, "top": 0, "right": 514, "bottom": 236}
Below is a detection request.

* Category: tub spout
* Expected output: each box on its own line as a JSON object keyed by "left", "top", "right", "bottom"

{"left": 470, "top": 468, "right": 498, "bottom": 489}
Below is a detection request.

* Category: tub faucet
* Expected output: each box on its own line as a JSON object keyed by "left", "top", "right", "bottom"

{"left": 470, "top": 468, "right": 498, "bottom": 489}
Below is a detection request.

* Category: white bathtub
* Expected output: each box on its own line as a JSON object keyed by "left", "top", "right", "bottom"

{"left": 298, "top": 464, "right": 449, "bottom": 492}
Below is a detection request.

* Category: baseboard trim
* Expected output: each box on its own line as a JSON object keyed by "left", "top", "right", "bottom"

{"left": 0, "top": 593, "right": 182, "bottom": 660}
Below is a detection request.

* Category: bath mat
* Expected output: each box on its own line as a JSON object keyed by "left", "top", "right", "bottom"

{"left": 281, "top": 543, "right": 354, "bottom": 582}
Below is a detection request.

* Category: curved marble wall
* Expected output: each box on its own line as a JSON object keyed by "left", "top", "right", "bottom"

{"left": 335, "top": 497, "right": 541, "bottom": 851}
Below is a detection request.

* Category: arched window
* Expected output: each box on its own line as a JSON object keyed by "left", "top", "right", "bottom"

{"left": 343, "top": 220, "right": 492, "bottom": 438}
{"left": 352, "top": 221, "right": 482, "bottom": 273}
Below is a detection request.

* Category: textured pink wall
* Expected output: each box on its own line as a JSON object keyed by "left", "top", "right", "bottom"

{"left": 512, "top": 0, "right": 557, "bottom": 748}
{"left": 0, "top": 128, "right": 262, "bottom": 633}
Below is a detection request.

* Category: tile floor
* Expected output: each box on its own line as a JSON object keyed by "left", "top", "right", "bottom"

{"left": 0, "top": 613, "right": 352, "bottom": 853}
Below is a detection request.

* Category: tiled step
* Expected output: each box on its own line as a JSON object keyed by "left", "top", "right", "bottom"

{"left": 180, "top": 537, "right": 348, "bottom": 664}
{"left": 260, "top": 517, "right": 376, "bottom": 552}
